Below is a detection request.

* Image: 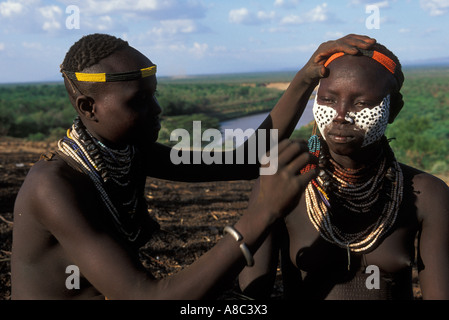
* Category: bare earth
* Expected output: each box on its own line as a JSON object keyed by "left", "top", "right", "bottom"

{"left": 0, "top": 137, "right": 425, "bottom": 300}
{"left": 0, "top": 137, "right": 260, "bottom": 300}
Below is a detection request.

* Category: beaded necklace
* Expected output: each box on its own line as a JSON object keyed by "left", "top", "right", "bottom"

{"left": 58, "top": 116, "right": 144, "bottom": 242}
{"left": 302, "top": 134, "right": 404, "bottom": 269}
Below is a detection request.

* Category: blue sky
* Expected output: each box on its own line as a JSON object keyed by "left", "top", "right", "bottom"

{"left": 0, "top": 0, "right": 449, "bottom": 83}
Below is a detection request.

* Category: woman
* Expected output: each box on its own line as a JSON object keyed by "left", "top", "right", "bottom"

{"left": 239, "top": 39, "right": 449, "bottom": 300}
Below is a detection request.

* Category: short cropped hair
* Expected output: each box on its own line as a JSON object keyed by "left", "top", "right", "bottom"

{"left": 61, "top": 34, "right": 129, "bottom": 103}
{"left": 62, "top": 33, "right": 129, "bottom": 72}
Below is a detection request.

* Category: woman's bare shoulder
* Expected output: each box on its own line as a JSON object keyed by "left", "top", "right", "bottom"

{"left": 400, "top": 163, "right": 449, "bottom": 222}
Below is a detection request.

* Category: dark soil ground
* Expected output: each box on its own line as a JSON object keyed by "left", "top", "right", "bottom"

{"left": 0, "top": 137, "right": 422, "bottom": 300}
{"left": 0, "top": 137, "right": 269, "bottom": 300}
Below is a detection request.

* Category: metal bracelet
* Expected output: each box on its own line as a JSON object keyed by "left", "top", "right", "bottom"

{"left": 224, "top": 225, "right": 254, "bottom": 267}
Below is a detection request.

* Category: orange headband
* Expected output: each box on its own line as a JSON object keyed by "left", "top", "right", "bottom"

{"left": 324, "top": 50, "right": 396, "bottom": 75}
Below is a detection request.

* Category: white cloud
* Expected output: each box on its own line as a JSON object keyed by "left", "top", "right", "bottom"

{"left": 146, "top": 19, "right": 207, "bottom": 40}
{"left": 0, "top": 0, "right": 22, "bottom": 17}
{"left": 57, "top": 0, "right": 207, "bottom": 20}
{"left": 280, "top": 3, "right": 329, "bottom": 24}
{"left": 189, "top": 42, "right": 208, "bottom": 58}
{"left": 280, "top": 14, "right": 301, "bottom": 24}
{"left": 324, "top": 31, "right": 344, "bottom": 39}
{"left": 274, "top": 0, "right": 299, "bottom": 9}
{"left": 0, "top": 0, "right": 208, "bottom": 35}
{"left": 349, "top": 0, "right": 390, "bottom": 7}
{"left": 75, "top": 0, "right": 162, "bottom": 15}
{"left": 229, "top": 7, "right": 276, "bottom": 25}
{"left": 157, "top": 41, "right": 208, "bottom": 58}
{"left": 160, "top": 19, "right": 198, "bottom": 34}
{"left": 39, "top": 5, "right": 62, "bottom": 32}
{"left": 257, "top": 10, "right": 276, "bottom": 21}
{"left": 420, "top": 0, "right": 449, "bottom": 16}
{"left": 229, "top": 8, "right": 251, "bottom": 24}
{"left": 371, "top": 1, "right": 390, "bottom": 9}
{"left": 0, "top": 42, "right": 5, "bottom": 51}
{"left": 0, "top": 1, "right": 65, "bottom": 33}
{"left": 96, "top": 16, "right": 113, "bottom": 31}
{"left": 305, "top": 3, "right": 328, "bottom": 22}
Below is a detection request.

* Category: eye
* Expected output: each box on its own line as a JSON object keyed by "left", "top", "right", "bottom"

{"left": 354, "top": 101, "right": 368, "bottom": 108}
{"left": 318, "top": 96, "right": 335, "bottom": 105}
{"left": 354, "top": 100, "right": 379, "bottom": 109}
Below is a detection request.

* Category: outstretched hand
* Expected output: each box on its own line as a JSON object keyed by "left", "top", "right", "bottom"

{"left": 302, "top": 34, "right": 376, "bottom": 85}
{"left": 250, "top": 139, "right": 318, "bottom": 222}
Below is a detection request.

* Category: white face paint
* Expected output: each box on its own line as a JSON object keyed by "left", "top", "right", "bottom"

{"left": 313, "top": 93, "right": 390, "bottom": 147}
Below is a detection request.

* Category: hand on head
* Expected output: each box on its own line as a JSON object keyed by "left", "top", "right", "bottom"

{"left": 302, "top": 34, "right": 376, "bottom": 84}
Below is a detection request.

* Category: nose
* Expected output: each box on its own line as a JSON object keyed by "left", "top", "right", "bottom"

{"left": 332, "top": 100, "right": 353, "bottom": 124}
{"left": 151, "top": 96, "right": 162, "bottom": 117}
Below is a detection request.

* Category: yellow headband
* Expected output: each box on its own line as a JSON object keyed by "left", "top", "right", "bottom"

{"left": 61, "top": 65, "right": 157, "bottom": 82}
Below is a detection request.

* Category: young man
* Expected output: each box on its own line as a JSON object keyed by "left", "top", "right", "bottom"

{"left": 11, "top": 33, "right": 376, "bottom": 299}
{"left": 239, "top": 41, "right": 449, "bottom": 300}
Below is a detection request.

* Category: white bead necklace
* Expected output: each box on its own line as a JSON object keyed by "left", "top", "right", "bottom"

{"left": 57, "top": 117, "right": 143, "bottom": 242}
{"left": 305, "top": 138, "right": 404, "bottom": 269}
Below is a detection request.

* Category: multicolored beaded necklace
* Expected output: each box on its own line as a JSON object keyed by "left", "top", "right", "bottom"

{"left": 302, "top": 132, "right": 404, "bottom": 269}
{"left": 58, "top": 116, "right": 145, "bottom": 242}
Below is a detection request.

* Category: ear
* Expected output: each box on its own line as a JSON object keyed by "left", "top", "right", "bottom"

{"left": 75, "top": 95, "right": 97, "bottom": 121}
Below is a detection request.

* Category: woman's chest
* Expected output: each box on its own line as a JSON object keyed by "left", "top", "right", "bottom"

{"left": 284, "top": 197, "right": 419, "bottom": 274}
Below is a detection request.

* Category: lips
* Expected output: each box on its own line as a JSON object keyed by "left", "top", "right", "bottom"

{"left": 327, "top": 130, "right": 355, "bottom": 144}
{"left": 149, "top": 117, "right": 161, "bottom": 131}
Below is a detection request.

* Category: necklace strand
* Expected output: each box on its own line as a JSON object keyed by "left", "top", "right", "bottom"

{"left": 305, "top": 137, "right": 404, "bottom": 254}
{"left": 58, "top": 117, "right": 142, "bottom": 242}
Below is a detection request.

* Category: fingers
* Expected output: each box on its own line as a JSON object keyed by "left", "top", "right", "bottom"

{"left": 340, "top": 34, "right": 376, "bottom": 46}
{"left": 277, "top": 139, "right": 309, "bottom": 168}
{"left": 255, "top": 139, "right": 319, "bottom": 219}
{"left": 313, "top": 34, "right": 376, "bottom": 64}
{"left": 286, "top": 150, "right": 318, "bottom": 175}
{"left": 334, "top": 34, "right": 376, "bottom": 54}
{"left": 276, "top": 139, "right": 319, "bottom": 178}
{"left": 307, "top": 65, "right": 328, "bottom": 80}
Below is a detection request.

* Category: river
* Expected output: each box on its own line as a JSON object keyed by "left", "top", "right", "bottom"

{"left": 220, "top": 98, "right": 314, "bottom": 147}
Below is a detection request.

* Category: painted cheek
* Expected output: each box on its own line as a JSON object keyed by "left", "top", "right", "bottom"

{"left": 312, "top": 95, "right": 337, "bottom": 140}
{"left": 351, "top": 95, "right": 390, "bottom": 147}
{"left": 312, "top": 94, "right": 391, "bottom": 147}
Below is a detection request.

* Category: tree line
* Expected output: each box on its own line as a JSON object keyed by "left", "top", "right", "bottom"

{"left": 0, "top": 68, "right": 448, "bottom": 175}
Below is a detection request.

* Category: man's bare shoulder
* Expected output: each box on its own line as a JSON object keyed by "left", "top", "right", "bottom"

{"left": 20, "top": 154, "right": 85, "bottom": 193}
{"left": 15, "top": 153, "right": 94, "bottom": 223}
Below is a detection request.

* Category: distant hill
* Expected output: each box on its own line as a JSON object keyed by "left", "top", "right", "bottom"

{"left": 403, "top": 56, "right": 449, "bottom": 68}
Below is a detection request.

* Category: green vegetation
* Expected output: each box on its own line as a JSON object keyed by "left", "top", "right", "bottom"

{"left": 156, "top": 81, "right": 284, "bottom": 121}
{"left": 0, "top": 83, "right": 74, "bottom": 140}
{"left": 386, "top": 67, "right": 449, "bottom": 175}
{"left": 0, "top": 78, "right": 284, "bottom": 146}
{"left": 0, "top": 68, "right": 448, "bottom": 176}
